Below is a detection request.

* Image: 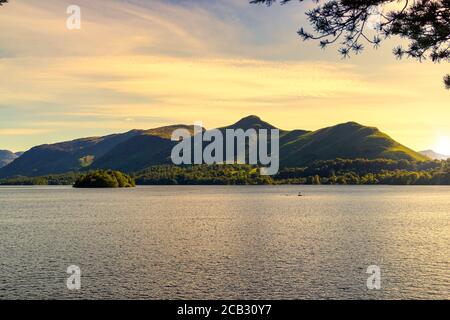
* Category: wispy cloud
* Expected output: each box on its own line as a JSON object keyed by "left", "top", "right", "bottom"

{"left": 0, "top": 0, "right": 448, "bottom": 152}
{"left": 0, "top": 128, "right": 55, "bottom": 136}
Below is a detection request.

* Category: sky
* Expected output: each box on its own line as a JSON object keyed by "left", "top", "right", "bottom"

{"left": 0, "top": 0, "right": 449, "bottom": 153}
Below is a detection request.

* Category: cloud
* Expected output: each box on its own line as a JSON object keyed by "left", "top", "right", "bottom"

{"left": 0, "top": 0, "right": 317, "bottom": 60}
{"left": 0, "top": 0, "right": 448, "bottom": 152}
{"left": 0, "top": 54, "right": 375, "bottom": 120}
{"left": 0, "top": 128, "right": 55, "bottom": 136}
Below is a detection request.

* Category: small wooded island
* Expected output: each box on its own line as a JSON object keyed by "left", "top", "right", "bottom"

{"left": 73, "top": 170, "right": 136, "bottom": 188}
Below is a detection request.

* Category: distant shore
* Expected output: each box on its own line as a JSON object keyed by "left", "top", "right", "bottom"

{"left": 1, "top": 159, "right": 449, "bottom": 186}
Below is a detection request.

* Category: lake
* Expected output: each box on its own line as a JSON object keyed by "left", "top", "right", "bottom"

{"left": 0, "top": 185, "right": 448, "bottom": 299}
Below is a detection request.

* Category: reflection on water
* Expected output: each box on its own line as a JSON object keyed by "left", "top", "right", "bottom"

{"left": 0, "top": 185, "right": 448, "bottom": 299}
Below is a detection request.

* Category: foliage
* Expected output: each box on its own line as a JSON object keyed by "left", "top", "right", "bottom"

{"left": 2, "top": 159, "right": 449, "bottom": 186}
{"left": 0, "top": 172, "right": 81, "bottom": 186}
{"left": 251, "top": 0, "right": 450, "bottom": 88}
{"left": 276, "top": 158, "right": 450, "bottom": 185}
{"left": 73, "top": 170, "right": 135, "bottom": 188}
{"left": 135, "top": 159, "right": 450, "bottom": 185}
{"left": 135, "top": 164, "right": 274, "bottom": 185}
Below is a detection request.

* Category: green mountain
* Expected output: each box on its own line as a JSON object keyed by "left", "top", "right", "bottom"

{"left": 0, "top": 130, "right": 143, "bottom": 177}
{"left": 0, "top": 116, "right": 428, "bottom": 178}
{"left": 0, "top": 150, "right": 19, "bottom": 168}
{"left": 91, "top": 125, "right": 200, "bottom": 172}
{"left": 280, "top": 121, "right": 428, "bottom": 166}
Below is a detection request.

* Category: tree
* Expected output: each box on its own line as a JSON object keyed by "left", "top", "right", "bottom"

{"left": 312, "top": 174, "right": 321, "bottom": 184}
{"left": 73, "top": 170, "right": 135, "bottom": 188}
{"left": 0, "top": 1, "right": 8, "bottom": 6}
{"left": 251, "top": 0, "right": 450, "bottom": 89}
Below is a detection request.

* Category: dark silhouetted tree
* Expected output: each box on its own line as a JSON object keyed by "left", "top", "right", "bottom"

{"left": 251, "top": 0, "right": 450, "bottom": 89}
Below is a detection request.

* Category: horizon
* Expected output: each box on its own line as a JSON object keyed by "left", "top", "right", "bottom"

{"left": 1, "top": 114, "right": 447, "bottom": 155}
{"left": 0, "top": 0, "right": 449, "bottom": 154}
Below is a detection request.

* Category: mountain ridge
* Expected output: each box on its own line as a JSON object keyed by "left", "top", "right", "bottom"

{"left": 0, "top": 116, "right": 429, "bottom": 178}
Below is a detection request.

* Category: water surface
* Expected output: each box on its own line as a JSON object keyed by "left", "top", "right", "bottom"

{"left": 0, "top": 185, "right": 448, "bottom": 299}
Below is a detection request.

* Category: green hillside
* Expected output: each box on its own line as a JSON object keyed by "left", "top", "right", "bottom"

{"left": 0, "top": 130, "right": 143, "bottom": 177}
{"left": 91, "top": 125, "right": 199, "bottom": 172}
{"left": 280, "top": 122, "right": 428, "bottom": 166}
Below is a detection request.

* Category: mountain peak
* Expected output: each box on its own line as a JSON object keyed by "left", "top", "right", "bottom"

{"left": 325, "top": 121, "right": 380, "bottom": 136}
{"left": 338, "top": 121, "right": 365, "bottom": 128}
{"left": 228, "top": 115, "right": 277, "bottom": 130}
{"left": 241, "top": 115, "right": 262, "bottom": 122}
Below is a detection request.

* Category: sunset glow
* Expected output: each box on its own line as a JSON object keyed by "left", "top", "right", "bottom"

{"left": 0, "top": 0, "right": 449, "bottom": 152}
{"left": 434, "top": 137, "right": 450, "bottom": 156}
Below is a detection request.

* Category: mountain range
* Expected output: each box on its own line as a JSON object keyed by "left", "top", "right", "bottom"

{"left": 0, "top": 115, "right": 429, "bottom": 178}
{"left": 419, "top": 150, "right": 450, "bottom": 160}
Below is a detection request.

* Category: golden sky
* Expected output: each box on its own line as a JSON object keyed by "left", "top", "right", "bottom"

{"left": 0, "top": 0, "right": 449, "bottom": 153}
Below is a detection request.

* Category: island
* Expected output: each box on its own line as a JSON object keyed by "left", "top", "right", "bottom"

{"left": 73, "top": 170, "right": 135, "bottom": 188}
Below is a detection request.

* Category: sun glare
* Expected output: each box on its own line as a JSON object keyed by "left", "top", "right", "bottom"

{"left": 434, "top": 137, "right": 450, "bottom": 155}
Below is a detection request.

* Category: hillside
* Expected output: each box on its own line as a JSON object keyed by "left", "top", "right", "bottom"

{"left": 0, "top": 116, "right": 428, "bottom": 178}
{"left": 0, "top": 150, "right": 18, "bottom": 168}
{"left": 91, "top": 125, "right": 200, "bottom": 172}
{"left": 280, "top": 122, "right": 428, "bottom": 166}
{"left": 0, "top": 130, "right": 143, "bottom": 177}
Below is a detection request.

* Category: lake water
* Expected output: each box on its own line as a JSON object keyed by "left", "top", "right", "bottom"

{"left": 0, "top": 185, "right": 448, "bottom": 300}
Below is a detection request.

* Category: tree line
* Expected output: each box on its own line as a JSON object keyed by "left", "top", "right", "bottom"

{"left": 1, "top": 159, "right": 449, "bottom": 186}
{"left": 135, "top": 159, "right": 450, "bottom": 185}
